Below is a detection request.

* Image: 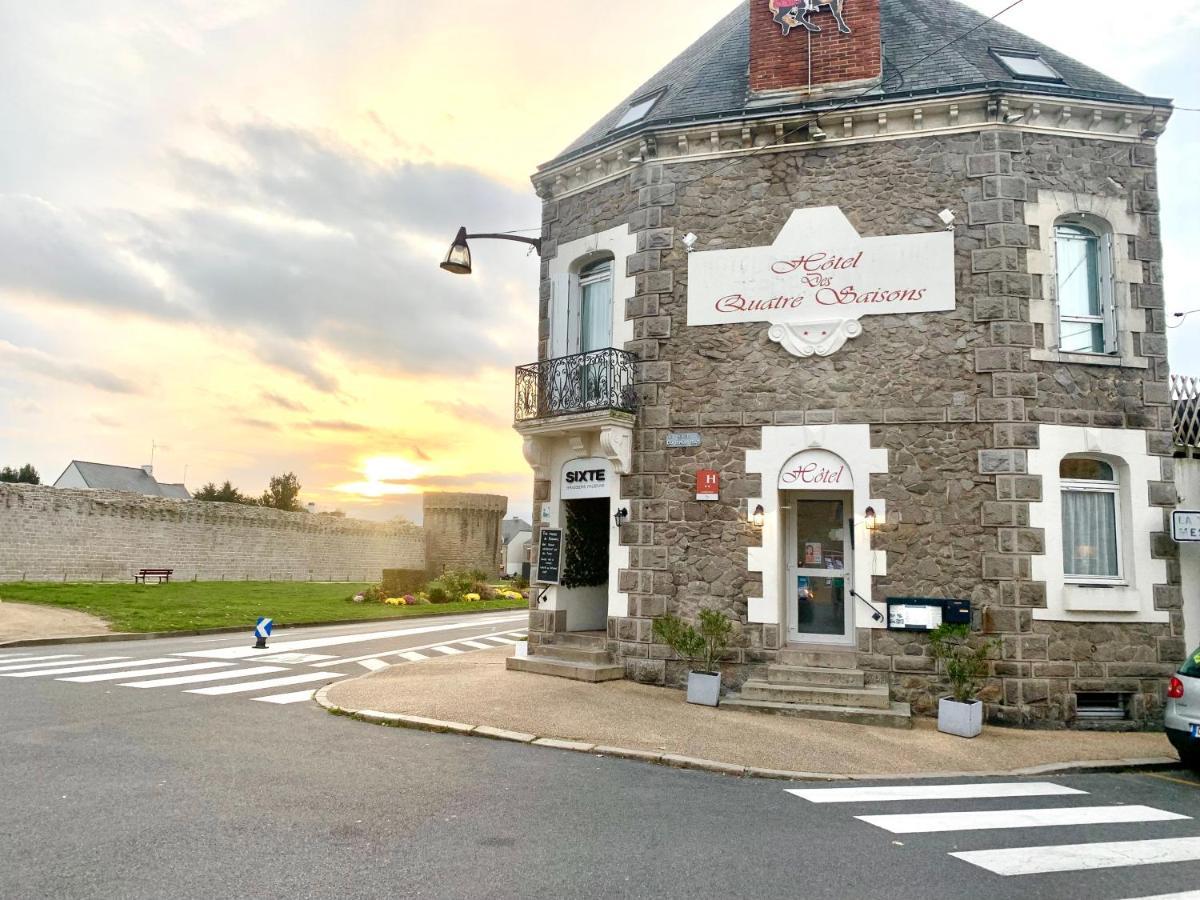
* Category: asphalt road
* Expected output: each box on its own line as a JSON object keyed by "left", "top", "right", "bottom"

{"left": 3, "top": 616, "right": 1200, "bottom": 900}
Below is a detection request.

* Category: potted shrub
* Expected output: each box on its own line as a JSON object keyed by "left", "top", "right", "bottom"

{"left": 652, "top": 609, "right": 733, "bottom": 707}
{"left": 929, "top": 623, "right": 995, "bottom": 738}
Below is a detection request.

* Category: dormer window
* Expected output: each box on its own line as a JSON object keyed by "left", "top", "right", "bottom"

{"left": 991, "top": 48, "right": 1063, "bottom": 83}
{"left": 612, "top": 91, "right": 664, "bottom": 130}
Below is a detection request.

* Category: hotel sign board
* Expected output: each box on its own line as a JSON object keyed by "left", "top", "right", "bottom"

{"left": 561, "top": 457, "right": 612, "bottom": 500}
{"left": 687, "top": 207, "right": 955, "bottom": 357}
{"left": 1173, "top": 510, "right": 1200, "bottom": 542}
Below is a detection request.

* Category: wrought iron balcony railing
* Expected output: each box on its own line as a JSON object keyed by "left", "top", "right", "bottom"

{"left": 515, "top": 348, "right": 638, "bottom": 422}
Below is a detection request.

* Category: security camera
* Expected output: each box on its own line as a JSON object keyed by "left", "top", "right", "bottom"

{"left": 682, "top": 233, "right": 698, "bottom": 252}
{"left": 938, "top": 209, "right": 956, "bottom": 229}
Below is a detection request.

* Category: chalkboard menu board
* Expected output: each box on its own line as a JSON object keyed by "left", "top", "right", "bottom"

{"left": 536, "top": 529, "right": 563, "bottom": 585}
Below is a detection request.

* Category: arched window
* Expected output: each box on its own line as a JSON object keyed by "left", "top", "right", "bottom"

{"left": 1060, "top": 456, "right": 1122, "bottom": 581}
{"left": 578, "top": 258, "right": 613, "bottom": 353}
{"left": 1055, "top": 218, "right": 1114, "bottom": 355}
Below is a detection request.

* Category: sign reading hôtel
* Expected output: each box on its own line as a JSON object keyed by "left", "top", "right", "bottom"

{"left": 687, "top": 207, "right": 955, "bottom": 358}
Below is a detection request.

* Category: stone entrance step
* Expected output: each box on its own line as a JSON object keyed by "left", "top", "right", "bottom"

{"left": 505, "top": 654, "right": 624, "bottom": 683}
{"left": 530, "top": 643, "right": 612, "bottom": 664}
{"left": 777, "top": 646, "right": 858, "bottom": 669}
{"left": 766, "top": 664, "right": 866, "bottom": 688}
{"left": 721, "top": 696, "right": 913, "bottom": 730}
{"left": 739, "top": 680, "right": 891, "bottom": 709}
{"left": 544, "top": 631, "right": 608, "bottom": 650}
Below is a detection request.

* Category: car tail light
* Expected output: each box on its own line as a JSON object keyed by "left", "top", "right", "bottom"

{"left": 1168, "top": 677, "right": 1185, "bottom": 699}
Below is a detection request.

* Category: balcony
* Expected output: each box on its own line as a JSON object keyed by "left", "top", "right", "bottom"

{"left": 1174, "top": 374, "right": 1200, "bottom": 456}
{"left": 514, "top": 348, "right": 637, "bottom": 423}
{"left": 513, "top": 348, "right": 637, "bottom": 479}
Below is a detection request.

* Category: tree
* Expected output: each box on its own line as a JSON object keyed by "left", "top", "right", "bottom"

{"left": 193, "top": 480, "right": 254, "bottom": 504}
{"left": 0, "top": 464, "right": 41, "bottom": 485}
{"left": 260, "top": 472, "right": 302, "bottom": 512}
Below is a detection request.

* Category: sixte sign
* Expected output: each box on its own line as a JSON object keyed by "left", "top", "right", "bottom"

{"left": 561, "top": 457, "right": 612, "bottom": 499}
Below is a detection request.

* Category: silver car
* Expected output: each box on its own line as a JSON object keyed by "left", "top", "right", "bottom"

{"left": 1166, "top": 647, "right": 1200, "bottom": 771}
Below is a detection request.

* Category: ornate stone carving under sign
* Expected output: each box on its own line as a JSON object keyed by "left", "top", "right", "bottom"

{"left": 687, "top": 207, "right": 955, "bottom": 358}
{"left": 769, "top": 0, "right": 851, "bottom": 36}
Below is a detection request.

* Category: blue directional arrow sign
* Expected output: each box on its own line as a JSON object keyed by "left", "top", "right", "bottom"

{"left": 255, "top": 617, "right": 273, "bottom": 639}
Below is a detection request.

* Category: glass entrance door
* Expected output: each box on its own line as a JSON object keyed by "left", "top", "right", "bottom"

{"left": 786, "top": 495, "right": 854, "bottom": 644}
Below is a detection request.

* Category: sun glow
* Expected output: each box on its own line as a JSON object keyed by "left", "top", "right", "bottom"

{"left": 336, "top": 455, "right": 425, "bottom": 497}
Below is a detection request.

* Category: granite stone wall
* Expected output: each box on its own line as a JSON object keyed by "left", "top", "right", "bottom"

{"left": 530, "top": 127, "right": 1178, "bottom": 728}
{"left": 0, "top": 483, "right": 426, "bottom": 582}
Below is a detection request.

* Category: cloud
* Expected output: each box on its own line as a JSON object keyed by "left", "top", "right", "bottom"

{"left": 0, "top": 339, "right": 141, "bottom": 394}
{"left": 305, "top": 419, "right": 371, "bottom": 433}
{"left": 259, "top": 390, "right": 308, "bottom": 412}
{"left": 428, "top": 397, "right": 514, "bottom": 430}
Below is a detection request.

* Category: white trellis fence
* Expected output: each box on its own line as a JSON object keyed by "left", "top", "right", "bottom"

{"left": 1172, "top": 374, "right": 1200, "bottom": 455}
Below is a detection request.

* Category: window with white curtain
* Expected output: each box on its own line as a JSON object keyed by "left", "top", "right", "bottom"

{"left": 578, "top": 258, "right": 613, "bottom": 353}
{"left": 1060, "top": 457, "right": 1123, "bottom": 582}
{"left": 1055, "top": 219, "right": 1115, "bottom": 355}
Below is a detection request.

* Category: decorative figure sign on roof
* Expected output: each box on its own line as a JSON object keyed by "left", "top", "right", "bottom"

{"left": 769, "top": 0, "right": 852, "bottom": 36}
{"left": 686, "top": 207, "right": 955, "bottom": 358}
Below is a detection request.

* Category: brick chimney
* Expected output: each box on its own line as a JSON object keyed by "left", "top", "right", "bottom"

{"left": 750, "top": 0, "right": 882, "bottom": 96}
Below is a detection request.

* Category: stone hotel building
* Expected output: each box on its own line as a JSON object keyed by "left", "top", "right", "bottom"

{"left": 508, "top": 0, "right": 1181, "bottom": 729}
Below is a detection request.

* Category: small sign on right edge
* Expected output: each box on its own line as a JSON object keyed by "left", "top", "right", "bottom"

{"left": 1172, "top": 510, "right": 1200, "bottom": 542}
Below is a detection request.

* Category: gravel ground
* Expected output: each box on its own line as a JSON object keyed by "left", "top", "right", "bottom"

{"left": 326, "top": 646, "right": 1175, "bottom": 776}
{"left": 0, "top": 600, "right": 111, "bottom": 643}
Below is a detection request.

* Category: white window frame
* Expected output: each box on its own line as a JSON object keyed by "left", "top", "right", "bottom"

{"left": 1060, "top": 456, "right": 1125, "bottom": 586}
{"left": 1054, "top": 217, "right": 1117, "bottom": 357}
{"left": 569, "top": 255, "right": 615, "bottom": 354}
{"left": 611, "top": 91, "right": 664, "bottom": 131}
{"left": 990, "top": 48, "right": 1064, "bottom": 83}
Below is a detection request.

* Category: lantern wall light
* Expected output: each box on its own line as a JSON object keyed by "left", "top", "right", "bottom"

{"left": 751, "top": 504, "right": 766, "bottom": 528}
{"left": 440, "top": 226, "right": 542, "bottom": 276}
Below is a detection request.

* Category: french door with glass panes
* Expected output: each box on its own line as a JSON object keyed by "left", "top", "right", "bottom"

{"left": 785, "top": 493, "right": 854, "bottom": 645}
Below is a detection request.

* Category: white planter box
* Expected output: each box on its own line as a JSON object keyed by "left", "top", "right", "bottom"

{"left": 687, "top": 671, "right": 722, "bottom": 707}
{"left": 938, "top": 697, "right": 983, "bottom": 738}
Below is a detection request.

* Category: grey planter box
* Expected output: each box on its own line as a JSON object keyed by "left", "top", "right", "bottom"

{"left": 687, "top": 671, "right": 722, "bottom": 707}
{"left": 938, "top": 697, "right": 983, "bottom": 738}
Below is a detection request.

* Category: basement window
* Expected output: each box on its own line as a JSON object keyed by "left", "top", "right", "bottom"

{"left": 991, "top": 48, "right": 1064, "bottom": 83}
{"left": 1075, "top": 691, "right": 1130, "bottom": 721}
{"left": 612, "top": 91, "right": 664, "bottom": 130}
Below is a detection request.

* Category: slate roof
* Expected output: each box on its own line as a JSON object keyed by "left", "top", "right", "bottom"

{"left": 546, "top": 0, "right": 1169, "bottom": 168}
{"left": 57, "top": 461, "right": 192, "bottom": 499}
{"left": 502, "top": 517, "right": 532, "bottom": 545}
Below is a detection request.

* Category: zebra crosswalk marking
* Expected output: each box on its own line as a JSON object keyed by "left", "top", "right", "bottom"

{"left": 951, "top": 836, "right": 1200, "bottom": 876}
{"left": 0, "top": 655, "right": 101, "bottom": 672}
{"left": 60, "top": 662, "right": 233, "bottom": 683}
{"left": 399, "top": 651, "right": 428, "bottom": 662}
{"left": 431, "top": 645, "right": 464, "bottom": 655}
{"left": 459, "top": 641, "right": 492, "bottom": 650}
{"left": 326, "top": 629, "right": 528, "bottom": 665}
{"left": 123, "top": 665, "right": 287, "bottom": 688}
{"left": 1, "top": 658, "right": 176, "bottom": 678}
{"left": 858, "top": 805, "right": 1189, "bottom": 834}
{"left": 253, "top": 690, "right": 318, "bottom": 705}
{"left": 787, "top": 782, "right": 1087, "bottom": 804}
{"left": 357, "top": 659, "right": 390, "bottom": 672}
{"left": 185, "top": 671, "right": 343, "bottom": 696}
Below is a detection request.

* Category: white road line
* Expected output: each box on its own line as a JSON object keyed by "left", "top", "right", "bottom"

{"left": 255, "top": 653, "right": 336, "bottom": 664}
{"left": 399, "top": 651, "right": 428, "bottom": 662}
{"left": 1, "top": 658, "right": 176, "bottom": 678}
{"left": 431, "top": 645, "right": 464, "bottom": 655}
{"left": 357, "top": 659, "right": 390, "bottom": 672}
{"left": 787, "top": 782, "right": 1088, "bottom": 804}
{"left": 952, "top": 837, "right": 1200, "bottom": 876}
{"left": 0, "top": 654, "right": 45, "bottom": 662}
{"left": 1119, "top": 892, "right": 1200, "bottom": 900}
{"left": 61, "top": 662, "right": 234, "bottom": 683}
{"left": 459, "top": 641, "right": 492, "bottom": 650}
{"left": 0, "top": 655, "right": 90, "bottom": 671}
{"left": 860, "top": 805, "right": 1189, "bottom": 835}
{"left": 185, "top": 671, "right": 343, "bottom": 696}
{"left": 253, "top": 690, "right": 317, "bottom": 705}
{"left": 179, "top": 615, "right": 527, "bottom": 660}
{"left": 327, "top": 627, "right": 530, "bottom": 665}
{"left": 482, "top": 636, "right": 521, "bottom": 645}
{"left": 123, "top": 666, "right": 288, "bottom": 688}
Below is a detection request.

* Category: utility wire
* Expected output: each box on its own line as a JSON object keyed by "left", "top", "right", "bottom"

{"left": 668, "top": 0, "right": 1029, "bottom": 189}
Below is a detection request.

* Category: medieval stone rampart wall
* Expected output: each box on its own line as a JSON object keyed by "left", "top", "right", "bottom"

{"left": 422, "top": 492, "right": 508, "bottom": 576}
{"left": 0, "top": 484, "right": 425, "bottom": 582}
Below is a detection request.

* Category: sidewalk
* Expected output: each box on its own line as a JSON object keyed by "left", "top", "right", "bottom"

{"left": 323, "top": 646, "right": 1177, "bottom": 778}
{"left": 0, "top": 601, "right": 110, "bottom": 645}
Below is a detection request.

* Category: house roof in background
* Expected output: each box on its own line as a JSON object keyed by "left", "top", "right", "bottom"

{"left": 58, "top": 461, "right": 192, "bottom": 499}
{"left": 503, "top": 516, "right": 532, "bottom": 545}
{"left": 546, "top": 0, "right": 1169, "bottom": 169}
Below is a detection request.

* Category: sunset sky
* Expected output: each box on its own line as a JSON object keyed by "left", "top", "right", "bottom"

{"left": 1, "top": 0, "right": 1197, "bottom": 523}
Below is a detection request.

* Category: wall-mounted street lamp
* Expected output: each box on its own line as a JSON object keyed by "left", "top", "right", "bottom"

{"left": 613, "top": 507, "right": 629, "bottom": 528}
{"left": 750, "top": 504, "right": 766, "bottom": 529}
{"left": 439, "top": 226, "right": 543, "bottom": 276}
{"left": 864, "top": 506, "right": 878, "bottom": 532}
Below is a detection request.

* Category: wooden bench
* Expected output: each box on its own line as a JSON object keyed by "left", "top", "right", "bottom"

{"left": 134, "top": 568, "right": 174, "bottom": 584}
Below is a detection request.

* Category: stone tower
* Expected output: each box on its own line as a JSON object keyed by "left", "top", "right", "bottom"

{"left": 422, "top": 492, "right": 508, "bottom": 576}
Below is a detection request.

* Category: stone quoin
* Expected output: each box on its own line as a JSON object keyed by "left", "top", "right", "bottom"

{"left": 510, "top": 0, "right": 1180, "bottom": 729}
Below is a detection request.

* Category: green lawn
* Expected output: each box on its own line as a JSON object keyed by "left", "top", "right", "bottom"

{"left": 0, "top": 581, "right": 527, "bottom": 634}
